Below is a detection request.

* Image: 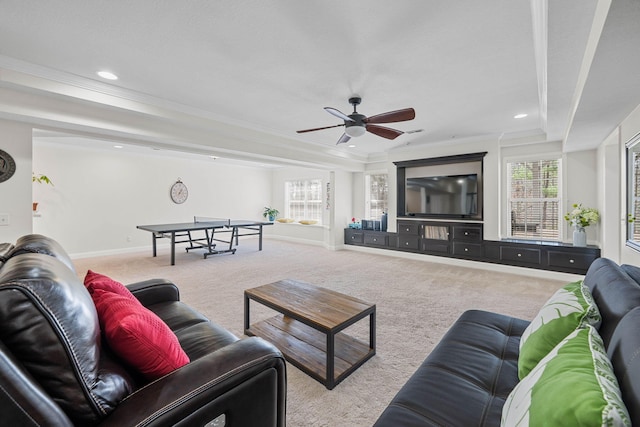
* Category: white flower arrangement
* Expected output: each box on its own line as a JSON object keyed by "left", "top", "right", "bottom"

{"left": 564, "top": 203, "right": 600, "bottom": 228}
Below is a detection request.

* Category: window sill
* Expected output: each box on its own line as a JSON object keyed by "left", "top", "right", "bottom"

{"left": 274, "top": 221, "right": 326, "bottom": 228}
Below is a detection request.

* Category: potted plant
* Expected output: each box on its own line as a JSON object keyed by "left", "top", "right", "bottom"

{"left": 564, "top": 203, "right": 599, "bottom": 247}
{"left": 32, "top": 173, "right": 54, "bottom": 211}
{"left": 262, "top": 207, "right": 279, "bottom": 222}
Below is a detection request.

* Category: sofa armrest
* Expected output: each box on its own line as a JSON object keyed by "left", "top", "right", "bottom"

{"left": 97, "top": 337, "right": 287, "bottom": 427}
{"left": 126, "top": 279, "right": 180, "bottom": 306}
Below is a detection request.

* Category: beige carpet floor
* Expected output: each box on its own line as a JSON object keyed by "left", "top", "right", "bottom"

{"left": 72, "top": 238, "right": 567, "bottom": 427}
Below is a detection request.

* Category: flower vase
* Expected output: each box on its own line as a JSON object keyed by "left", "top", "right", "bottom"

{"left": 573, "top": 225, "right": 587, "bottom": 247}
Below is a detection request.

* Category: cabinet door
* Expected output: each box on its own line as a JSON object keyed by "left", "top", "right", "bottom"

{"left": 345, "top": 230, "right": 364, "bottom": 244}
{"left": 364, "top": 233, "right": 388, "bottom": 247}
{"left": 500, "top": 246, "right": 541, "bottom": 265}
{"left": 452, "top": 242, "right": 483, "bottom": 257}
{"left": 423, "top": 225, "right": 450, "bottom": 240}
{"left": 398, "top": 222, "right": 420, "bottom": 235}
{"left": 452, "top": 225, "right": 482, "bottom": 241}
{"left": 423, "top": 239, "right": 450, "bottom": 254}
{"left": 547, "top": 251, "right": 598, "bottom": 271}
{"left": 398, "top": 235, "right": 420, "bottom": 250}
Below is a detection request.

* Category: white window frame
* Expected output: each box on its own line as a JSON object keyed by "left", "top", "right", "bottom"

{"left": 504, "top": 155, "right": 563, "bottom": 241}
{"left": 284, "top": 179, "right": 323, "bottom": 224}
{"left": 365, "top": 172, "right": 388, "bottom": 220}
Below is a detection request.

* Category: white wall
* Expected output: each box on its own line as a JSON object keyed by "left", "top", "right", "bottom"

{"left": 563, "top": 149, "right": 599, "bottom": 243}
{"left": 0, "top": 120, "right": 33, "bottom": 242}
{"left": 32, "top": 140, "right": 272, "bottom": 256}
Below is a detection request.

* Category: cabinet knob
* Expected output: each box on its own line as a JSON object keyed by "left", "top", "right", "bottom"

{"left": 351, "top": 236, "right": 355, "bottom": 240}
{"left": 373, "top": 238, "right": 377, "bottom": 242}
{"left": 464, "top": 232, "right": 469, "bottom": 236}
{"left": 569, "top": 259, "right": 575, "bottom": 263}
{"left": 517, "top": 253, "right": 522, "bottom": 257}
{"left": 464, "top": 248, "right": 469, "bottom": 252}
{"left": 405, "top": 242, "right": 409, "bottom": 246}
{"left": 406, "top": 228, "right": 410, "bottom": 232}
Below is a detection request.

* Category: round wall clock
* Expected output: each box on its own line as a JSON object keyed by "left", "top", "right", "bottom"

{"left": 170, "top": 179, "right": 188, "bottom": 204}
{"left": 0, "top": 149, "right": 17, "bottom": 183}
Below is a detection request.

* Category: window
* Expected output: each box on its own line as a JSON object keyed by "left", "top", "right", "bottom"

{"left": 507, "top": 158, "right": 561, "bottom": 240}
{"left": 365, "top": 173, "right": 388, "bottom": 219}
{"left": 626, "top": 133, "right": 640, "bottom": 249}
{"left": 285, "top": 179, "right": 322, "bottom": 224}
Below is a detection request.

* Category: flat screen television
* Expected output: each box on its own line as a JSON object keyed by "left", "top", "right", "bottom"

{"left": 405, "top": 173, "right": 479, "bottom": 218}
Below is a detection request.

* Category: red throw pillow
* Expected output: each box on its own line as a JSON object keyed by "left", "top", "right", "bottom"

{"left": 91, "top": 288, "right": 190, "bottom": 380}
{"left": 84, "top": 270, "right": 138, "bottom": 303}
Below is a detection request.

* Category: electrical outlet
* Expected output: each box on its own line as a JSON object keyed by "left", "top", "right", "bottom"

{"left": 0, "top": 214, "right": 8, "bottom": 226}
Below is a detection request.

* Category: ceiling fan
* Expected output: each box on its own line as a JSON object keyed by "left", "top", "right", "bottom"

{"left": 297, "top": 96, "right": 416, "bottom": 144}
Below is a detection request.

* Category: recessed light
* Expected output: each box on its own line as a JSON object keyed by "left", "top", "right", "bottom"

{"left": 514, "top": 113, "right": 528, "bottom": 119}
{"left": 113, "top": 145, "right": 123, "bottom": 149}
{"left": 348, "top": 144, "right": 356, "bottom": 148}
{"left": 97, "top": 71, "right": 118, "bottom": 80}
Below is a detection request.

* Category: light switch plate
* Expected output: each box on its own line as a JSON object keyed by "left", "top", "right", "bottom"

{"left": 0, "top": 213, "right": 8, "bottom": 226}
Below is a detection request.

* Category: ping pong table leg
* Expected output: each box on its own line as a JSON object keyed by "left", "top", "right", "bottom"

{"left": 171, "top": 232, "right": 176, "bottom": 265}
{"left": 152, "top": 233, "right": 158, "bottom": 257}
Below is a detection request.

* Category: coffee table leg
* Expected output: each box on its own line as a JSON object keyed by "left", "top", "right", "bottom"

{"left": 370, "top": 309, "right": 376, "bottom": 351}
{"left": 326, "top": 332, "right": 335, "bottom": 389}
{"left": 244, "top": 293, "right": 250, "bottom": 332}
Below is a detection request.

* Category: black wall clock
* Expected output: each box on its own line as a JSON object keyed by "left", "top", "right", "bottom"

{"left": 0, "top": 149, "right": 17, "bottom": 183}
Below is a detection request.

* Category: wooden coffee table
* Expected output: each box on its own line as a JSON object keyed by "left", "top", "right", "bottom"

{"left": 244, "top": 279, "right": 376, "bottom": 389}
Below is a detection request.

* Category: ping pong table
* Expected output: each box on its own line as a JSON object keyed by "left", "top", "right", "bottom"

{"left": 136, "top": 217, "right": 272, "bottom": 265}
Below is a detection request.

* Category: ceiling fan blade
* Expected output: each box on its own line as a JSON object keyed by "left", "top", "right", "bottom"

{"left": 336, "top": 133, "right": 351, "bottom": 144}
{"left": 366, "top": 124, "right": 403, "bottom": 140}
{"left": 325, "top": 107, "right": 355, "bottom": 122}
{"left": 296, "top": 124, "right": 345, "bottom": 133}
{"left": 365, "top": 108, "right": 415, "bottom": 124}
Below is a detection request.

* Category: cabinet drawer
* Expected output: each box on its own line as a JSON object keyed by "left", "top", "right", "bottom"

{"left": 364, "top": 233, "right": 388, "bottom": 246}
{"left": 547, "top": 251, "right": 598, "bottom": 271}
{"left": 423, "top": 240, "right": 450, "bottom": 254}
{"left": 398, "top": 222, "right": 420, "bottom": 235}
{"left": 452, "top": 225, "right": 482, "bottom": 241}
{"left": 500, "top": 246, "right": 541, "bottom": 264}
{"left": 452, "top": 242, "right": 483, "bottom": 257}
{"left": 345, "top": 231, "right": 364, "bottom": 244}
{"left": 398, "top": 235, "right": 420, "bottom": 250}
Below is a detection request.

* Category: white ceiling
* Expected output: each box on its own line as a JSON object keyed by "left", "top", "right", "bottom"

{"left": 1, "top": 0, "right": 639, "bottom": 168}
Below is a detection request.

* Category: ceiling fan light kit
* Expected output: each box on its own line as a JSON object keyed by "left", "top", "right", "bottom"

{"left": 297, "top": 96, "right": 416, "bottom": 144}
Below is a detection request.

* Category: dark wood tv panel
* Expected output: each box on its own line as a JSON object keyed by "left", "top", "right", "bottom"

{"left": 344, "top": 219, "right": 600, "bottom": 275}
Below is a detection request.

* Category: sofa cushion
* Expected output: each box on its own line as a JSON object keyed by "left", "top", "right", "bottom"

{"left": 0, "top": 254, "right": 132, "bottom": 425}
{"left": 518, "top": 280, "right": 600, "bottom": 379}
{"left": 6, "top": 234, "right": 76, "bottom": 273}
{"left": 503, "top": 325, "right": 630, "bottom": 426}
{"left": 607, "top": 307, "right": 640, "bottom": 425}
{"left": 584, "top": 258, "right": 640, "bottom": 347}
{"left": 92, "top": 288, "right": 190, "bottom": 379}
{"left": 373, "top": 310, "right": 528, "bottom": 427}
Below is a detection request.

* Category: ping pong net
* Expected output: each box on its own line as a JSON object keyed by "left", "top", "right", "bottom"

{"left": 193, "top": 216, "right": 231, "bottom": 227}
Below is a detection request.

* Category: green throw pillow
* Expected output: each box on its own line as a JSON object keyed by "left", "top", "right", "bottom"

{"left": 502, "top": 325, "right": 630, "bottom": 426}
{"left": 518, "top": 280, "right": 600, "bottom": 379}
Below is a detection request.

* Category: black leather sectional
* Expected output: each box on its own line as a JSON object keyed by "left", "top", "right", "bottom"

{"left": 374, "top": 257, "right": 640, "bottom": 426}
{"left": 0, "top": 234, "right": 286, "bottom": 427}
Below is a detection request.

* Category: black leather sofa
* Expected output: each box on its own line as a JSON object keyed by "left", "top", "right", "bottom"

{"left": 374, "top": 257, "right": 640, "bottom": 426}
{"left": 0, "top": 234, "right": 287, "bottom": 426}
